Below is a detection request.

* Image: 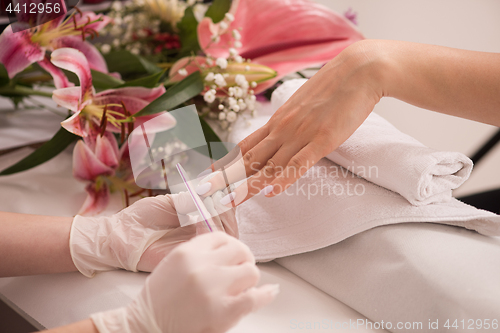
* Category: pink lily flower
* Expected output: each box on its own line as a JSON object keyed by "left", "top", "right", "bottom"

{"left": 73, "top": 131, "right": 132, "bottom": 215}
{"left": 0, "top": 0, "right": 112, "bottom": 88}
{"left": 196, "top": 0, "right": 364, "bottom": 91}
{"left": 50, "top": 48, "right": 173, "bottom": 138}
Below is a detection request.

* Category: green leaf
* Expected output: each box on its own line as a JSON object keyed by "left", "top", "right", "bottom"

{"left": 177, "top": 6, "right": 201, "bottom": 56}
{"left": 133, "top": 71, "right": 204, "bottom": 118}
{"left": 199, "top": 117, "right": 227, "bottom": 154}
{"left": 0, "top": 64, "right": 9, "bottom": 86}
{"left": 205, "top": 0, "right": 232, "bottom": 23}
{"left": 91, "top": 70, "right": 125, "bottom": 90}
{"left": 62, "top": 69, "right": 125, "bottom": 90}
{"left": 0, "top": 127, "right": 79, "bottom": 176}
{"left": 118, "top": 70, "right": 166, "bottom": 88}
{"left": 104, "top": 50, "right": 162, "bottom": 76}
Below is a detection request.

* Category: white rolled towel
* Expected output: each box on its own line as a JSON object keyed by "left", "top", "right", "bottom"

{"left": 271, "top": 79, "right": 473, "bottom": 206}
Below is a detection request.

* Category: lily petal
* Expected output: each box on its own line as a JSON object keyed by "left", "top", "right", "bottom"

{"left": 53, "top": 37, "right": 109, "bottom": 73}
{"left": 0, "top": 25, "right": 45, "bottom": 78}
{"left": 51, "top": 48, "right": 93, "bottom": 103}
{"left": 38, "top": 56, "right": 74, "bottom": 89}
{"left": 95, "top": 85, "right": 166, "bottom": 103}
{"left": 198, "top": 0, "right": 363, "bottom": 83}
{"left": 169, "top": 56, "right": 207, "bottom": 82}
{"left": 73, "top": 140, "right": 115, "bottom": 181}
{"left": 78, "top": 182, "right": 110, "bottom": 216}
{"left": 95, "top": 133, "right": 119, "bottom": 168}
{"left": 74, "top": 11, "right": 112, "bottom": 33}
{"left": 61, "top": 112, "right": 86, "bottom": 137}
{"left": 52, "top": 86, "right": 82, "bottom": 111}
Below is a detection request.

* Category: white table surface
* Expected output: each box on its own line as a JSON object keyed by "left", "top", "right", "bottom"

{"left": 0, "top": 105, "right": 385, "bottom": 332}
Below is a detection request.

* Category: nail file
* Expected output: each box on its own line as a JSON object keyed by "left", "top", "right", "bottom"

{"left": 176, "top": 163, "right": 213, "bottom": 232}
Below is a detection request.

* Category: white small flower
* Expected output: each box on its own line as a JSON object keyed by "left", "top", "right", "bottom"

{"left": 203, "top": 89, "right": 216, "bottom": 103}
{"left": 218, "top": 104, "right": 224, "bottom": 110}
{"left": 211, "top": 85, "right": 217, "bottom": 89}
{"left": 220, "top": 120, "right": 229, "bottom": 129}
{"left": 251, "top": 81, "right": 257, "bottom": 88}
{"left": 211, "top": 35, "right": 220, "bottom": 43}
{"left": 228, "top": 87, "right": 235, "bottom": 96}
{"left": 229, "top": 48, "right": 238, "bottom": 56}
{"left": 215, "top": 57, "right": 228, "bottom": 69}
{"left": 245, "top": 65, "right": 250, "bottom": 71}
{"left": 235, "top": 74, "right": 247, "bottom": 87}
{"left": 238, "top": 99, "right": 247, "bottom": 110}
{"left": 231, "top": 105, "right": 240, "bottom": 112}
{"left": 205, "top": 72, "right": 215, "bottom": 81}
{"left": 178, "top": 68, "right": 188, "bottom": 76}
{"left": 232, "top": 29, "right": 241, "bottom": 40}
{"left": 110, "top": 25, "right": 122, "bottom": 37}
{"left": 226, "top": 111, "right": 237, "bottom": 122}
{"left": 233, "top": 87, "right": 243, "bottom": 98}
{"left": 131, "top": 48, "right": 140, "bottom": 55}
{"left": 223, "top": 73, "right": 229, "bottom": 78}
{"left": 234, "top": 41, "right": 242, "bottom": 48}
{"left": 228, "top": 97, "right": 237, "bottom": 107}
{"left": 206, "top": 57, "right": 214, "bottom": 66}
{"left": 214, "top": 73, "right": 227, "bottom": 87}
{"left": 112, "top": 39, "right": 120, "bottom": 47}
{"left": 112, "top": 1, "right": 122, "bottom": 11}
{"left": 225, "top": 13, "right": 235, "bottom": 21}
{"left": 101, "top": 44, "right": 111, "bottom": 54}
{"left": 234, "top": 55, "right": 243, "bottom": 63}
{"left": 218, "top": 112, "right": 226, "bottom": 120}
{"left": 219, "top": 21, "right": 228, "bottom": 30}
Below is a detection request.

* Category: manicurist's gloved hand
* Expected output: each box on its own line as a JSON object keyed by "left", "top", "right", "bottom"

{"left": 70, "top": 192, "right": 238, "bottom": 277}
{"left": 90, "top": 232, "right": 279, "bottom": 333}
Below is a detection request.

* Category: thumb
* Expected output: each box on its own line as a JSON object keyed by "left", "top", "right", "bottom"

{"left": 229, "top": 284, "right": 280, "bottom": 318}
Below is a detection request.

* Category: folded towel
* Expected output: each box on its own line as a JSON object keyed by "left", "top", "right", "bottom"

{"left": 271, "top": 79, "right": 473, "bottom": 206}
{"left": 235, "top": 158, "right": 500, "bottom": 261}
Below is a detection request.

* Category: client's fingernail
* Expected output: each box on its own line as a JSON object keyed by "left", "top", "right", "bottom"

{"left": 196, "top": 182, "right": 212, "bottom": 195}
{"left": 220, "top": 192, "right": 237, "bottom": 205}
{"left": 260, "top": 185, "right": 274, "bottom": 196}
{"left": 197, "top": 169, "right": 213, "bottom": 178}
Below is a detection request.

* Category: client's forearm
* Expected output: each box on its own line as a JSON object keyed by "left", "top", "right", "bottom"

{"left": 0, "top": 212, "right": 77, "bottom": 277}
{"left": 371, "top": 39, "right": 500, "bottom": 126}
{"left": 43, "top": 319, "right": 98, "bottom": 333}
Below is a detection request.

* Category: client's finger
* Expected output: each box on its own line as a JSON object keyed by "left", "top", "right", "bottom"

{"left": 197, "top": 126, "right": 269, "bottom": 178}
{"left": 266, "top": 143, "right": 323, "bottom": 196}
{"left": 219, "top": 144, "right": 300, "bottom": 207}
{"left": 197, "top": 137, "right": 280, "bottom": 197}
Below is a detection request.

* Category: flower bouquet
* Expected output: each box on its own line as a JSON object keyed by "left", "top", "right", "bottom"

{"left": 0, "top": 0, "right": 363, "bottom": 215}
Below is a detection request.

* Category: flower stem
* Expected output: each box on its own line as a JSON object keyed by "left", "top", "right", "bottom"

{"left": 0, "top": 85, "right": 53, "bottom": 98}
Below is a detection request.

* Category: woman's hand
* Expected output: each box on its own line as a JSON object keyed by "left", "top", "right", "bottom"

{"left": 198, "top": 40, "right": 384, "bottom": 206}
{"left": 199, "top": 39, "right": 500, "bottom": 207}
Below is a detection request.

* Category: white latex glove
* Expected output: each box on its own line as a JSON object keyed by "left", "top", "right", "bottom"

{"left": 70, "top": 192, "right": 237, "bottom": 277}
{"left": 91, "top": 232, "right": 279, "bottom": 333}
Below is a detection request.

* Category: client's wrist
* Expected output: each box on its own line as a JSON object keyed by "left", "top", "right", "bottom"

{"left": 328, "top": 39, "right": 391, "bottom": 102}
